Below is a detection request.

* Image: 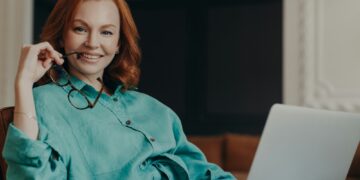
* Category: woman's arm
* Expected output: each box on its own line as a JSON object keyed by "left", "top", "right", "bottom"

{"left": 2, "top": 42, "right": 67, "bottom": 179}
{"left": 172, "top": 118, "right": 236, "bottom": 179}
{"left": 152, "top": 109, "right": 236, "bottom": 180}
{"left": 4, "top": 123, "right": 68, "bottom": 179}
{"left": 13, "top": 42, "right": 63, "bottom": 140}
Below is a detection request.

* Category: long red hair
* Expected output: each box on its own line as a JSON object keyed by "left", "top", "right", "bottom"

{"left": 39, "top": 0, "right": 141, "bottom": 91}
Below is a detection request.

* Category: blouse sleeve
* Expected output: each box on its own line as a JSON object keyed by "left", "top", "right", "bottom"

{"left": 2, "top": 122, "right": 67, "bottom": 179}
{"left": 155, "top": 109, "right": 236, "bottom": 180}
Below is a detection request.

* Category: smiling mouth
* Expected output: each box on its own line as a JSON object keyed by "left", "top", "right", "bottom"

{"left": 77, "top": 52, "right": 104, "bottom": 60}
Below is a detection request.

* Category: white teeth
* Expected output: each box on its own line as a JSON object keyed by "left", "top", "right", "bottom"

{"left": 82, "top": 53, "right": 102, "bottom": 59}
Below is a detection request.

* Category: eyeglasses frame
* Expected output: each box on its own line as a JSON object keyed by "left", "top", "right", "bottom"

{"left": 49, "top": 64, "right": 104, "bottom": 110}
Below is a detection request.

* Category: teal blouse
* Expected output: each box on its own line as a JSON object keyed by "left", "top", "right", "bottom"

{"left": 2, "top": 75, "right": 235, "bottom": 180}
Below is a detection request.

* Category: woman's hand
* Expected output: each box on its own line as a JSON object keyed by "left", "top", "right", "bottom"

{"left": 15, "top": 42, "right": 64, "bottom": 87}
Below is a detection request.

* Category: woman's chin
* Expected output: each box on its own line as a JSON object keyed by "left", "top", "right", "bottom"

{"left": 68, "top": 60, "right": 110, "bottom": 79}
{"left": 72, "top": 68, "right": 104, "bottom": 78}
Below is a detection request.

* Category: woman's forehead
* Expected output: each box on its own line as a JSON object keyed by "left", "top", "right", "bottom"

{"left": 72, "top": 0, "right": 120, "bottom": 27}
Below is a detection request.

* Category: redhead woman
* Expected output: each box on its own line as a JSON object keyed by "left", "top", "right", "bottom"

{"left": 2, "top": 0, "right": 235, "bottom": 179}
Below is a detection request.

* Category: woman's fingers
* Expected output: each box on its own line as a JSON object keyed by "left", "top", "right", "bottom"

{"left": 38, "top": 51, "right": 48, "bottom": 61}
{"left": 17, "top": 41, "right": 63, "bottom": 84}
{"left": 33, "top": 42, "right": 64, "bottom": 65}
{"left": 42, "top": 58, "right": 52, "bottom": 69}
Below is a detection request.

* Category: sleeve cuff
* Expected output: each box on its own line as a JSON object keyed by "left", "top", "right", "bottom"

{"left": 153, "top": 153, "right": 190, "bottom": 179}
{"left": 206, "top": 165, "right": 237, "bottom": 180}
{"left": 2, "top": 123, "right": 51, "bottom": 167}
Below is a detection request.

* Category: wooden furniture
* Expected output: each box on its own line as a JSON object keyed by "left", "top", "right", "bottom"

{"left": 0, "top": 107, "right": 14, "bottom": 180}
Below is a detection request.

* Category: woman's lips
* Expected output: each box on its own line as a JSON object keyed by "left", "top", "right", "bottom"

{"left": 80, "top": 53, "right": 104, "bottom": 59}
{"left": 77, "top": 53, "right": 104, "bottom": 63}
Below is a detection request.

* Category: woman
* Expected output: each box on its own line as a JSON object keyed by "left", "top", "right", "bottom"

{"left": 3, "top": 0, "right": 235, "bottom": 179}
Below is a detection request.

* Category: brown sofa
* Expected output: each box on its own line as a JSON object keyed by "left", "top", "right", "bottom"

{"left": 188, "top": 134, "right": 360, "bottom": 180}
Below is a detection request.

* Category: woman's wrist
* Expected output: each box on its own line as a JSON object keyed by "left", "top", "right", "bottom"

{"left": 15, "top": 74, "right": 34, "bottom": 90}
{"left": 14, "top": 111, "right": 37, "bottom": 121}
{"left": 15, "top": 81, "right": 33, "bottom": 90}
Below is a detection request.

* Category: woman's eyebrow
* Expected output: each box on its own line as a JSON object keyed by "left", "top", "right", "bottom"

{"left": 72, "top": 19, "right": 118, "bottom": 28}
{"left": 72, "top": 19, "right": 88, "bottom": 26}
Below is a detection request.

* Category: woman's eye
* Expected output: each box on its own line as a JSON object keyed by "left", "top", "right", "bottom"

{"left": 102, "top": 31, "right": 113, "bottom": 36}
{"left": 74, "top": 27, "right": 87, "bottom": 33}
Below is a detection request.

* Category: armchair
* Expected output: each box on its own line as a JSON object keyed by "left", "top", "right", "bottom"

{"left": 0, "top": 107, "right": 13, "bottom": 180}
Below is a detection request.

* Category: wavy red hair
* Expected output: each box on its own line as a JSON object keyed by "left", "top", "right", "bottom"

{"left": 39, "top": 0, "right": 141, "bottom": 91}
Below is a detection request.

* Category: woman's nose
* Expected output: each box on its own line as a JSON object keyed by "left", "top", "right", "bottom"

{"left": 84, "top": 33, "right": 100, "bottom": 49}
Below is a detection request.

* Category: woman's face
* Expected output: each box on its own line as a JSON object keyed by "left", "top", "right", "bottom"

{"left": 63, "top": 0, "right": 120, "bottom": 80}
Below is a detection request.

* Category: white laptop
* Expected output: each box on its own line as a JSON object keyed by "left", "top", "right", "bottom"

{"left": 248, "top": 104, "right": 360, "bottom": 180}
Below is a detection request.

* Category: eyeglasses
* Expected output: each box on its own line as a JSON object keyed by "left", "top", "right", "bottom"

{"left": 48, "top": 53, "right": 104, "bottom": 110}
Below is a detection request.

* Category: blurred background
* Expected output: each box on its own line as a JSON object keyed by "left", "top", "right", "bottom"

{"left": 1, "top": 0, "right": 360, "bottom": 135}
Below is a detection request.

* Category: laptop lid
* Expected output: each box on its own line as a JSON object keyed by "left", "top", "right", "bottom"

{"left": 248, "top": 104, "right": 360, "bottom": 180}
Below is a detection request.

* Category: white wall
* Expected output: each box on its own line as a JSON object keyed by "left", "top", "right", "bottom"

{"left": 284, "top": 0, "right": 360, "bottom": 112}
{"left": 0, "top": 0, "right": 33, "bottom": 107}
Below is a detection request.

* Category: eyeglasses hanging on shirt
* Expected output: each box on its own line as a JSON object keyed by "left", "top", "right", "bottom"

{"left": 48, "top": 52, "right": 104, "bottom": 110}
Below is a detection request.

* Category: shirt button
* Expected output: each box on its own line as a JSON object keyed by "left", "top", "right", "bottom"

{"left": 125, "top": 120, "right": 131, "bottom": 125}
{"left": 139, "top": 161, "right": 146, "bottom": 169}
{"left": 150, "top": 137, "right": 156, "bottom": 142}
{"left": 113, "top": 97, "right": 118, "bottom": 102}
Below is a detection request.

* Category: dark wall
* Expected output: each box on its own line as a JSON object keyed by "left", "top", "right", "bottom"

{"left": 34, "top": 0, "right": 282, "bottom": 135}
